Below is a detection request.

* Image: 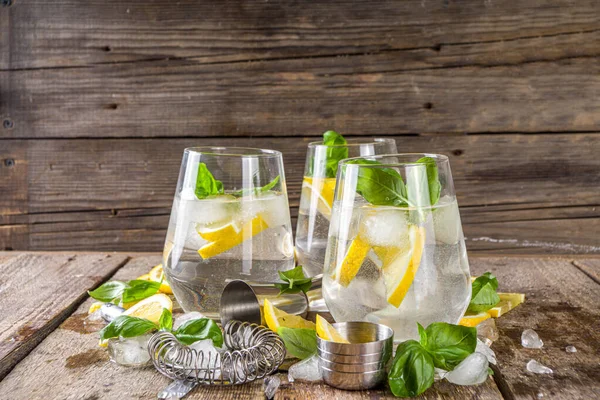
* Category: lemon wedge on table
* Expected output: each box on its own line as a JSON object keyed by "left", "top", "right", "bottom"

{"left": 316, "top": 315, "right": 350, "bottom": 343}
{"left": 122, "top": 293, "right": 173, "bottom": 325}
{"left": 383, "top": 225, "right": 426, "bottom": 308}
{"left": 487, "top": 293, "right": 526, "bottom": 318}
{"left": 302, "top": 177, "right": 336, "bottom": 220}
{"left": 197, "top": 215, "right": 268, "bottom": 259}
{"left": 263, "top": 298, "right": 316, "bottom": 332}
{"left": 134, "top": 264, "right": 173, "bottom": 295}
{"left": 459, "top": 312, "right": 491, "bottom": 327}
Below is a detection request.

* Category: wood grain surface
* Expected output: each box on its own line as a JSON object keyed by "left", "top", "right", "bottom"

{"left": 1, "top": 135, "right": 599, "bottom": 253}
{"left": 0, "top": 0, "right": 599, "bottom": 253}
{"left": 1, "top": 253, "right": 599, "bottom": 399}
{"left": 0, "top": 252, "right": 130, "bottom": 380}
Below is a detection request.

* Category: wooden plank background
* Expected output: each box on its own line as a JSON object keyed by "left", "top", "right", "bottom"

{"left": 0, "top": 0, "right": 599, "bottom": 253}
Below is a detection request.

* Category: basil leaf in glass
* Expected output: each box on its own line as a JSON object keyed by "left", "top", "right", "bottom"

{"left": 277, "top": 327, "right": 317, "bottom": 359}
{"left": 323, "top": 130, "right": 348, "bottom": 178}
{"left": 345, "top": 159, "right": 409, "bottom": 206}
{"left": 468, "top": 272, "right": 500, "bottom": 313}
{"left": 195, "top": 162, "right": 224, "bottom": 199}
{"left": 232, "top": 175, "right": 280, "bottom": 197}
{"left": 275, "top": 265, "right": 312, "bottom": 295}
{"left": 388, "top": 340, "right": 435, "bottom": 398}
{"left": 416, "top": 156, "right": 441, "bottom": 206}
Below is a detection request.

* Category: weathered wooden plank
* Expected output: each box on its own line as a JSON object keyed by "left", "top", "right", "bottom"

{"left": 1, "top": 55, "right": 599, "bottom": 138}
{"left": 0, "top": 252, "right": 130, "bottom": 380}
{"left": 0, "top": 134, "right": 598, "bottom": 253}
{"left": 3, "top": 0, "right": 599, "bottom": 69}
{"left": 470, "top": 256, "right": 600, "bottom": 399}
{"left": 572, "top": 258, "right": 600, "bottom": 284}
{"left": 0, "top": 253, "right": 503, "bottom": 399}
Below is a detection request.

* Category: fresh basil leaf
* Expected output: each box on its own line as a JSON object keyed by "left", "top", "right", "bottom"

{"left": 323, "top": 130, "right": 348, "bottom": 178}
{"left": 388, "top": 340, "right": 435, "bottom": 398}
{"left": 174, "top": 318, "right": 223, "bottom": 347}
{"left": 346, "top": 159, "right": 409, "bottom": 206}
{"left": 99, "top": 315, "right": 157, "bottom": 340}
{"left": 417, "top": 323, "right": 428, "bottom": 348}
{"left": 158, "top": 308, "right": 173, "bottom": 331}
{"left": 420, "top": 322, "right": 477, "bottom": 370}
{"left": 88, "top": 281, "right": 128, "bottom": 302}
{"left": 468, "top": 272, "right": 500, "bottom": 313}
{"left": 275, "top": 266, "right": 312, "bottom": 295}
{"left": 121, "top": 280, "right": 161, "bottom": 304}
{"left": 195, "top": 162, "right": 224, "bottom": 199}
{"left": 277, "top": 327, "right": 317, "bottom": 359}
{"left": 232, "top": 175, "right": 281, "bottom": 197}
{"left": 416, "top": 157, "right": 441, "bottom": 206}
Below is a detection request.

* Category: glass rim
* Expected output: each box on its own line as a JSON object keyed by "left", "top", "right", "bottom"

{"left": 340, "top": 153, "right": 449, "bottom": 168}
{"left": 184, "top": 146, "right": 282, "bottom": 158}
{"left": 307, "top": 137, "right": 396, "bottom": 149}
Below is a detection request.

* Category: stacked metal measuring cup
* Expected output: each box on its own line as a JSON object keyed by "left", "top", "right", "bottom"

{"left": 317, "top": 321, "right": 394, "bottom": 390}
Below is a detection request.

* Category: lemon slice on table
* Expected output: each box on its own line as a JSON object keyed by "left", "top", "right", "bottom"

{"left": 302, "top": 177, "right": 336, "bottom": 220}
{"left": 197, "top": 215, "right": 268, "bottom": 259}
{"left": 383, "top": 225, "right": 426, "bottom": 308}
{"left": 88, "top": 301, "right": 104, "bottom": 315}
{"left": 336, "top": 235, "right": 371, "bottom": 287}
{"left": 263, "top": 299, "right": 316, "bottom": 332}
{"left": 459, "top": 311, "right": 491, "bottom": 327}
{"left": 487, "top": 293, "right": 526, "bottom": 318}
{"left": 122, "top": 293, "right": 173, "bottom": 325}
{"left": 135, "top": 264, "right": 173, "bottom": 295}
{"left": 316, "top": 315, "right": 350, "bottom": 343}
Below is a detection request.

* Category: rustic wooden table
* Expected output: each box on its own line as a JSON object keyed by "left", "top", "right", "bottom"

{"left": 0, "top": 252, "right": 598, "bottom": 399}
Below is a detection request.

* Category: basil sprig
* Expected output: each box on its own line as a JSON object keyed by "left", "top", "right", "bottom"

{"left": 323, "top": 130, "right": 348, "bottom": 178}
{"left": 232, "top": 175, "right": 281, "bottom": 197}
{"left": 277, "top": 327, "right": 317, "bottom": 359}
{"left": 346, "top": 156, "right": 441, "bottom": 208}
{"left": 388, "top": 322, "right": 477, "bottom": 397}
{"left": 468, "top": 272, "right": 500, "bottom": 313}
{"left": 99, "top": 308, "right": 223, "bottom": 347}
{"left": 88, "top": 279, "right": 161, "bottom": 304}
{"left": 195, "top": 162, "right": 224, "bottom": 199}
{"left": 274, "top": 265, "right": 312, "bottom": 295}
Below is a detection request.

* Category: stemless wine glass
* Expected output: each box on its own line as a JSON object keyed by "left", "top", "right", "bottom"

{"left": 295, "top": 138, "right": 397, "bottom": 277}
{"left": 163, "top": 147, "right": 295, "bottom": 318}
{"left": 322, "top": 154, "right": 471, "bottom": 342}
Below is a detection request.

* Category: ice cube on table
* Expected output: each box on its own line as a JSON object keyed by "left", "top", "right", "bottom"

{"left": 526, "top": 359, "right": 553, "bottom": 374}
{"left": 476, "top": 339, "right": 497, "bottom": 365}
{"left": 565, "top": 345, "right": 577, "bottom": 353}
{"left": 173, "top": 311, "right": 206, "bottom": 330}
{"left": 263, "top": 375, "right": 281, "bottom": 399}
{"left": 362, "top": 208, "right": 409, "bottom": 247}
{"left": 108, "top": 334, "right": 152, "bottom": 367}
{"left": 288, "top": 354, "right": 323, "bottom": 382}
{"left": 521, "top": 328, "right": 544, "bottom": 348}
{"left": 476, "top": 318, "right": 499, "bottom": 346}
{"left": 445, "top": 352, "right": 489, "bottom": 385}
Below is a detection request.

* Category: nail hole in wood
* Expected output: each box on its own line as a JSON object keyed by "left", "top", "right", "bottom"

{"left": 111, "top": 209, "right": 118, "bottom": 216}
{"left": 1, "top": 0, "right": 13, "bottom": 7}
{"left": 4, "top": 247, "right": 13, "bottom": 251}
{"left": 3, "top": 119, "right": 14, "bottom": 129}
{"left": 106, "top": 103, "right": 118, "bottom": 110}
{"left": 423, "top": 102, "right": 433, "bottom": 110}
{"left": 102, "top": 46, "right": 112, "bottom": 52}
{"left": 432, "top": 44, "right": 442, "bottom": 52}
{"left": 4, "top": 159, "right": 15, "bottom": 167}
{"left": 453, "top": 149, "right": 464, "bottom": 156}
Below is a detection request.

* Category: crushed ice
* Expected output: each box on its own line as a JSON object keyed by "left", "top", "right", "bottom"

{"left": 288, "top": 354, "right": 322, "bottom": 382}
{"left": 521, "top": 329, "right": 544, "bottom": 349}
{"left": 526, "top": 359, "right": 553, "bottom": 374}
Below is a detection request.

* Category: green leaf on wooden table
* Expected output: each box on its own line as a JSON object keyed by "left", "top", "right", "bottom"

{"left": 416, "top": 157, "right": 441, "bottom": 206}
{"left": 99, "top": 315, "right": 157, "bottom": 340}
{"left": 88, "top": 281, "right": 128, "bottom": 302}
{"left": 174, "top": 318, "right": 223, "bottom": 347}
{"left": 323, "top": 130, "right": 348, "bottom": 178}
{"left": 274, "top": 265, "right": 312, "bottom": 295}
{"left": 388, "top": 340, "right": 435, "bottom": 398}
{"left": 158, "top": 308, "right": 173, "bottom": 331}
{"left": 419, "top": 322, "right": 477, "bottom": 370}
{"left": 232, "top": 175, "right": 281, "bottom": 197}
{"left": 277, "top": 327, "right": 317, "bottom": 359}
{"left": 121, "top": 280, "right": 161, "bottom": 304}
{"left": 195, "top": 162, "right": 224, "bottom": 199}
{"left": 468, "top": 272, "right": 500, "bottom": 313}
{"left": 345, "top": 159, "right": 409, "bottom": 207}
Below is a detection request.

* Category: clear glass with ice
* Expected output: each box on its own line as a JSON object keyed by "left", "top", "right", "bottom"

{"left": 322, "top": 154, "right": 471, "bottom": 342}
{"left": 163, "top": 147, "right": 294, "bottom": 318}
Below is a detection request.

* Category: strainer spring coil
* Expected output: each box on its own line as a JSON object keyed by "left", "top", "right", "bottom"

{"left": 148, "top": 320, "right": 285, "bottom": 385}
